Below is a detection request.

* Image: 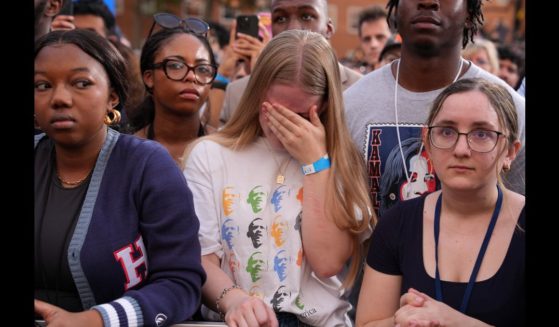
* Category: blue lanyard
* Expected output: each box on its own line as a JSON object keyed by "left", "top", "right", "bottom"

{"left": 433, "top": 185, "right": 503, "bottom": 313}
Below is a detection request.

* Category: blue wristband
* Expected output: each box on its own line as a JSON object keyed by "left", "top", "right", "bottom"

{"left": 214, "top": 73, "right": 230, "bottom": 84}
{"left": 301, "top": 155, "right": 330, "bottom": 175}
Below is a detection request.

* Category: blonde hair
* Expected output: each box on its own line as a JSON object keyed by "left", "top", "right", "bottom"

{"left": 462, "top": 38, "right": 500, "bottom": 75}
{"left": 185, "top": 30, "right": 374, "bottom": 287}
{"left": 426, "top": 78, "right": 519, "bottom": 186}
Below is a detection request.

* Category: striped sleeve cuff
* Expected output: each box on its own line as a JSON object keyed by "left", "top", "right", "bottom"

{"left": 92, "top": 296, "right": 143, "bottom": 327}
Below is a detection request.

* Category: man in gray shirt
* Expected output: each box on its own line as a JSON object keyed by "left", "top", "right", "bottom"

{"left": 344, "top": 0, "right": 525, "bottom": 216}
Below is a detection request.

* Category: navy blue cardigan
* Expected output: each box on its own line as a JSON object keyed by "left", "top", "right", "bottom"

{"left": 35, "top": 129, "right": 206, "bottom": 326}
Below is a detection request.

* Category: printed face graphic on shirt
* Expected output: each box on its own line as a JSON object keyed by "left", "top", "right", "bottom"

{"left": 247, "top": 217, "right": 267, "bottom": 248}
{"left": 271, "top": 285, "right": 290, "bottom": 311}
{"left": 274, "top": 249, "right": 289, "bottom": 282}
{"left": 296, "top": 187, "right": 303, "bottom": 204}
{"left": 294, "top": 211, "right": 302, "bottom": 231}
{"left": 221, "top": 218, "right": 239, "bottom": 249}
{"left": 364, "top": 125, "right": 440, "bottom": 217}
{"left": 247, "top": 185, "right": 266, "bottom": 213}
{"left": 271, "top": 216, "right": 288, "bottom": 248}
{"left": 295, "top": 294, "right": 305, "bottom": 309}
{"left": 271, "top": 185, "right": 288, "bottom": 212}
{"left": 223, "top": 186, "right": 240, "bottom": 216}
{"left": 246, "top": 251, "right": 266, "bottom": 282}
{"left": 296, "top": 248, "right": 303, "bottom": 266}
{"left": 400, "top": 150, "right": 436, "bottom": 200}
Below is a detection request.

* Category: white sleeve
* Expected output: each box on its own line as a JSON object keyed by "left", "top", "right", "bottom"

{"left": 220, "top": 83, "right": 233, "bottom": 124}
{"left": 183, "top": 142, "right": 224, "bottom": 258}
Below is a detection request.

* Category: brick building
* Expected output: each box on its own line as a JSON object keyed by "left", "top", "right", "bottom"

{"left": 116, "top": 0, "right": 524, "bottom": 57}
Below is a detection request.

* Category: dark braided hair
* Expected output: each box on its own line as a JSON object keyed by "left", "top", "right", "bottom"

{"left": 386, "top": 0, "right": 484, "bottom": 48}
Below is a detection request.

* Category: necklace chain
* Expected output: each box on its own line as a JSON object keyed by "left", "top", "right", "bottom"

{"left": 394, "top": 58, "right": 464, "bottom": 185}
{"left": 56, "top": 167, "right": 91, "bottom": 186}
{"left": 263, "top": 138, "right": 292, "bottom": 184}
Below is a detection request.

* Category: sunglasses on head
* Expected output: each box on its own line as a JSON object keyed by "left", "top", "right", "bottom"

{"left": 147, "top": 13, "right": 210, "bottom": 39}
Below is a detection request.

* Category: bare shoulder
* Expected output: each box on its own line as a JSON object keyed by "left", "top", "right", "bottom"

{"left": 423, "top": 191, "right": 442, "bottom": 212}
{"left": 503, "top": 188, "right": 525, "bottom": 223}
{"left": 504, "top": 188, "right": 525, "bottom": 207}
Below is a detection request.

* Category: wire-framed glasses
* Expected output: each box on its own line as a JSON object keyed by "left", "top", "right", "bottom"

{"left": 147, "top": 13, "right": 210, "bottom": 39}
{"left": 428, "top": 126, "right": 505, "bottom": 153}
{"left": 152, "top": 59, "right": 217, "bottom": 84}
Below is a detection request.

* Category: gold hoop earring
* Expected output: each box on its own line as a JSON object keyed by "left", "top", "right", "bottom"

{"left": 104, "top": 108, "right": 122, "bottom": 125}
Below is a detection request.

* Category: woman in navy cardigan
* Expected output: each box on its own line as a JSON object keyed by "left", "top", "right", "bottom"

{"left": 34, "top": 29, "right": 205, "bottom": 327}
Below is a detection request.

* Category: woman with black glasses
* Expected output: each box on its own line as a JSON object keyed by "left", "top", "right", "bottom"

{"left": 129, "top": 14, "right": 217, "bottom": 165}
{"left": 356, "top": 78, "right": 525, "bottom": 327}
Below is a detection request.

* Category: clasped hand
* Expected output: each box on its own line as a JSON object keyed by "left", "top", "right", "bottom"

{"left": 223, "top": 294, "right": 278, "bottom": 327}
{"left": 394, "top": 288, "right": 471, "bottom": 327}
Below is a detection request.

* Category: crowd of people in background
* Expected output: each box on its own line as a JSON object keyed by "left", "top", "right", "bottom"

{"left": 34, "top": 0, "right": 525, "bottom": 326}
{"left": 341, "top": 4, "right": 525, "bottom": 93}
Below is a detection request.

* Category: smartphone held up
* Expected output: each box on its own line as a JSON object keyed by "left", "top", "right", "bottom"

{"left": 236, "top": 15, "right": 259, "bottom": 39}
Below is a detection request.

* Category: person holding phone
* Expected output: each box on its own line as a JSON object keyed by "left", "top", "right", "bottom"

{"left": 231, "top": 14, "right": 271, "bottom": 75}
{"left": 51, "top": 0, "right": 116, "bottom": 38}
{"left": 205, "top": 16, "right": 271, "bottom": 130}
{"left": 218, "top": 0, "right": 362, "bottom": 127}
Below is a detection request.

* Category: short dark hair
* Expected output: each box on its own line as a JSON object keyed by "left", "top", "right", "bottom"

{"left": 74, "top": 0, "right": 116, "bottom": 33}
{"left": 208, "top": 21, "right": 230, "bottom": 48}
{"left": 35, "top": 29, "right": 128, "bottom": 111}
{"left": 497, "top": 45, "right": 524, "bottom": 75}
{"left": 357, "top": 5, "right": 388, "bottom": 37}
{"left": 379, "top": 38, "right": 401, "bottom": 62}
{"left": 386, "top": 0, "right": 484, "bottom": 48}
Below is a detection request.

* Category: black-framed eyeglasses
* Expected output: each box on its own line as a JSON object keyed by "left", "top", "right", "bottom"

{"left": 147, "top": 13, "right": 209, "bottom": 39}
{"left": 152, "top": 59, "right": 217, "bottom": 84}
{"left": 428, "top": 126, "right": 505, "bottom": 153}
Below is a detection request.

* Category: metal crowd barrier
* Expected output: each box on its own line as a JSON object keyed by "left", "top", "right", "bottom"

{"left": 172, "top": 322, "right": 226, "bottom": 326}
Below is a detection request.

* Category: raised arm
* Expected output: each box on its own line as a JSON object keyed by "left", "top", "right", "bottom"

{"left": 264, "top": 102, "right": 353, "bottom": 277}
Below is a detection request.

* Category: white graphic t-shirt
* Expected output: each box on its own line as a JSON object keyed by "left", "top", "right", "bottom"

{"left": 184, "top": 138, "right": 354, "bottom": 326}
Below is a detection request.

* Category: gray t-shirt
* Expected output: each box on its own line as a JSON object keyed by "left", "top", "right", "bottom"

{"left": 344, "top": 62, "right": 525, "bottom": 216}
